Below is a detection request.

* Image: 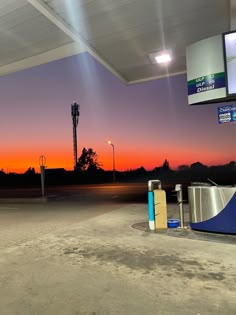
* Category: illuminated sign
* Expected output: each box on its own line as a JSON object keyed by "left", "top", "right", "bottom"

{"left": 186, "top": 35, "right": 226, "bottom": 105}
{"left": 188, "top": 73, "right": 225, "bottom": 96}
{"left": 218, "top": 105, "right": 236, "bottom": 124}
{"left": 223, "top": 31, "right": 236, "bottom": 95}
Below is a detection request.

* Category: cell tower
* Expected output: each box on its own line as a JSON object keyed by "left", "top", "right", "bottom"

{"left": 71, "top": 102, "right": 80, "bottom": 170}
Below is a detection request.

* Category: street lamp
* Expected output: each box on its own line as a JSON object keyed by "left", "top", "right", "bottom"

{"left": 108, "top": 140, "right": 116, "bottom": 182}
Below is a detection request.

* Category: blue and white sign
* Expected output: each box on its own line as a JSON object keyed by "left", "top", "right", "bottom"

{"left": 218, "top": 105, "right": 236, "bottom": 124}
{"left": 186, "top": 35, "right": 227, "bottom": 105}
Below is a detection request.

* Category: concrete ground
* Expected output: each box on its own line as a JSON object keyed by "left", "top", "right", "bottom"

{"left": 0, "top": 201, "right": 235, "bottom": 315}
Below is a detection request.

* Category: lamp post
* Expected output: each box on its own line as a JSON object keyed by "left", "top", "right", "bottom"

{"left": 108, "top": 140, "right": 116, "bottom": 182}
{"left": 39, "top": 155, "right": 46, "bottom": 198}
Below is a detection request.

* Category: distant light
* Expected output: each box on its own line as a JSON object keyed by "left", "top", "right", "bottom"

{"left": 108, "top": 140, "right": 112, "bottom": 145}
{"left": 155, "top": 53, "right": 171, "bottom": 64}
{"left": 149, "top": 51, "right": 172, "bottom": 64}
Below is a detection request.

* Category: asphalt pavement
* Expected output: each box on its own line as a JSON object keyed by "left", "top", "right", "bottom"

{"left": 0, "top": 185, "right": 235, "bottom": 314}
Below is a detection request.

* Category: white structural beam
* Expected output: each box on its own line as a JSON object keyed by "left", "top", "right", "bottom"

{"left": 0, "top": 42, "right": 85, "bottom": 77}
{"left": 27, "top": 0, "right": 128, "bottom": 84}
{"left": 230, "top": 0, "right": 236, "bottom": 30}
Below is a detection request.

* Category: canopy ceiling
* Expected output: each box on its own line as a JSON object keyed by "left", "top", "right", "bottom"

{"left": 0, "top": 0, "right": 233, "bottom": 84}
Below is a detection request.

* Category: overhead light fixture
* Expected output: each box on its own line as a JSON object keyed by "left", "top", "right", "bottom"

{"left": 155, "top": 53, "right": 171, "bottom": 64}
{"left": 149, "top": 51, "right": 172, "bottom": 64}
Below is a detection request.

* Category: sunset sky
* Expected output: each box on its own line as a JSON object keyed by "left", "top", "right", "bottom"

{"left": 0, "top": 52, "right": 235, "bottom": 173}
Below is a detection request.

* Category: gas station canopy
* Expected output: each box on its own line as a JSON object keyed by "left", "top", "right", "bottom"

{"left": 0, "top": 0, "right": 234, "bottom": 84}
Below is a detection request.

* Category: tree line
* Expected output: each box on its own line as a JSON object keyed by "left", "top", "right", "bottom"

{"left": 0, "top": 147, "right": 235, "bottom": 187}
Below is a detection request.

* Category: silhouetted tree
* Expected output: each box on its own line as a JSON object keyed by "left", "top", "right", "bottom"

{"left": 24, "top": 167, "right": 35, "bottom": 175}
{"left": 137, "top": 166, "right": 146, "bottom": 172}
{"left": 152, "top": 166, "right": 161, "bottom": 175}
{"left": 190, "top": 162, "right": 208, "bottom": 170}
{"left": 178, "top": 164, "right": 189, "bottom": 171}
{"left": 134, "top": 166, "right": 147, "bottom": 176}
{"left": 162, "top": 159, "right": 170, "bottom": 171}
{"left": 226, "top": 161, "right": 236, "bottom": 169}
{"left": 76, "top": 148, "right": 100, "bottom": 172}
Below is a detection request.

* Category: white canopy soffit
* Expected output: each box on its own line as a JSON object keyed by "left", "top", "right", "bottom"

{"left": 0, "top": 0, "right": 233, "bottom": 84}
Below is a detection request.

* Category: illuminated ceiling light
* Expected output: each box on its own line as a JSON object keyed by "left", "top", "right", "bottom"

{"left": 149, "top": 51, "right": 172, "bottom": 64}
{"left": 155, "top": 53, "right": 171, "bottom": 64}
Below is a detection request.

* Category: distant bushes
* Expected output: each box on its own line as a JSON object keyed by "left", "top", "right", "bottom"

{"left": 0, "top": 161, "right": 235, "bottom": 188}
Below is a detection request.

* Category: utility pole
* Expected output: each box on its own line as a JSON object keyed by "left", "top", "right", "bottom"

{"left": 71, "top": 102, "right": 80, "bottom": 170}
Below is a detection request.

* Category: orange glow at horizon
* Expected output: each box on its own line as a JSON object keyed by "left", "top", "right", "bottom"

{"left": 3, "top": 142, "right": 234, "bottom": 174}
{"left": 1, "top": 149, "right": 235, "bottom": 174}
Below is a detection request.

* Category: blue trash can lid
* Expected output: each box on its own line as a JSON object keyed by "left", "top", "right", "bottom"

{"left": 167, "top": 219, "right": 180, "bottom": 224}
